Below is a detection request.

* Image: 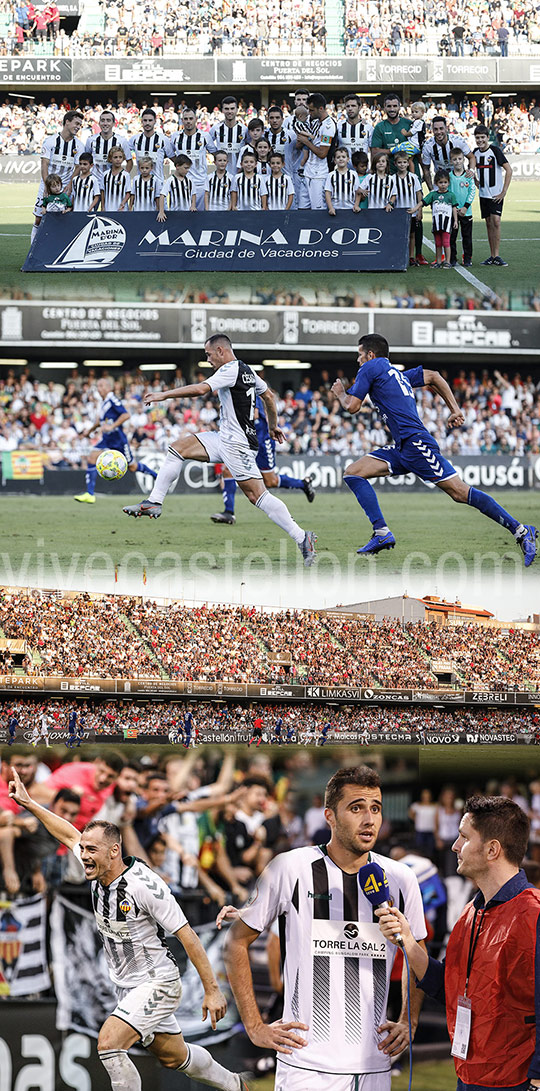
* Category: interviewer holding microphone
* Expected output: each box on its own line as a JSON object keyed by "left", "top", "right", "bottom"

{"left": 377, "top": 795, "right": 540, "bottom": 1091}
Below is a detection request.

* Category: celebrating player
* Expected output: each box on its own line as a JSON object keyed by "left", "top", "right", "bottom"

{"left": 8, "top": 766, "right": 248, "bottom": 1091}
{"left": 220, "top": 765, "right": 426, "bottom": 1089}
{"left": 123, "top": 335, "right": 316, "bottom": 567}
{"left": 74, "top": 376, "right": 157, "bottom": 504}
{"left": 211, "top": 393, "right": 315, "bottom": 525}
{"left": 331, "top": 333, "right": 537, "bottom": 565}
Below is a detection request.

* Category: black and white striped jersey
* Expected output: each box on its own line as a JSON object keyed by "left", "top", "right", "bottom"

{"left": 421, "top": 134, "right": 471, "bottom": 170}
{"left": 393, "top": 172, "right": 423, "bottom": 213}
{"left": 169, "top": 129, "right": 209, "bottom": 184}
{"left": 102, "top": 169, "right": 132, "bottom": 211}
{"left": 265, "top": 172, "right": 295, "bottom": 210}
{"left": 240, "top": 845, "right": 425, "bottom": 1076}
{"left": 205, "top": 171, "right": 233, "bottom": 211}
{"left": 205, "top": 358, "right": 268, "bottom": 450}
{"left": 305, "top": 115, "right": 337, "bottom": 179}
{"left": 70, "top": 173, "right": 101, "bottom": 212}
{"left": 231, "top": 173, "right": 266, "bottom": 211}
{"left": 324, "top": 168, "right": 359, "bottom": 209}
{"left": 85, "top": 132, "right": 132, "bottom": 184}
{"left": 207, "top": 121, "right": 248, "bottom": 171}
{"left": 73, "top": 845, "right": 187, "bottom": 988}
{"left": 41, "top": 133, "right": 86, "bottom": 185}
{"left": 359, "top": 172, "right": 397, "bottom": 209}
{"left": 337, "top": 119, "right": 373, "bottom": 158}
{"left": 129, "top": 131, "right": 173, "bottom": 181}
{"left": 161, "top": 174, "right": 193, "bottom": 211}
{"left": 131, "top": 174, "right": 161, "bottom": 212}
{"left": 473, "top": 144, "right": 508, "bottom": 198}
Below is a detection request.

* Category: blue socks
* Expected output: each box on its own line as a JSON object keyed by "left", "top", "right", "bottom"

{"left": 85, "top": 465, "right": 97, "bottom": 495}
{"left": 278, "top": 473, "right": 304, "bottom": 489}
{"left": 467, "top": 487, "right": 520, "bottom": 534}
{"left": 223, "top": 478, "right": 237, "bottom": 513}
{"left": 137, "top": 461, "right": 157, "bottom": 479}
{"left": 344, "top": 474, "right": 387, "bottom": 530}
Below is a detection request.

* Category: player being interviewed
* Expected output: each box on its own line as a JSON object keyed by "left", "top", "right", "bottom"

{"left": 331, "top": 333, "right": 537, "bottom": 565}
{"left": 8, "top": 766, "right": 249, "bottom": 1091}
{"left": 219, "top": 765, "right": 427, "bottom": 1091}
{"left": 123, "top": 334, "right": 317, "bottom": 566}
{"left": 74, "top": 376, "right": 157, "bottom": 503}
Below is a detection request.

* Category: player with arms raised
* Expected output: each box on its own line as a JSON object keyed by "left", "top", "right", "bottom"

{"left": 74, "top": 377, "right": 157, "bottom": 503}
{"left": 8, "top": 766, "right": 248, "bottom": 1091}
{"left": 220, "top": 765, "right": 426, "bottom": 1091}
{"left": 123, "top": 335, "right": 316, "bottom": 566}
{"left": 332, "top": 333, "right": 537, "bottom": 565}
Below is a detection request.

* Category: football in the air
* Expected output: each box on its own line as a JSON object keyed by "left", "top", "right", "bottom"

{"left": 96, "top": 449, "right": 128, "bottom": 480}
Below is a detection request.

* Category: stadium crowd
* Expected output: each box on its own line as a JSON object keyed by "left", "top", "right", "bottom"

{"left": 3, "top": 0, "right": 540, "bottom": 56}
{"left": 1, "top": 94, "right": 538, "bottom": 158}
{"left": 0, "top": 589, "right": 539, "bottom": 689}
{"left": 1, "top": 698, "right": 537, "bottom": 739}
{"left": 2, "top": 362, "right": 540, "bottom": 465}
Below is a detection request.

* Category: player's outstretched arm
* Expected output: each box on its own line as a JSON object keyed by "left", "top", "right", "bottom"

{"left": 260, "top": 389, "right": 285, "bottom": 442}
{"left": 422, "top": 369, "right": 465, "bottom": 429}
{"left": 224, "top": 917, "right": 308, "bottom": 1053}
{"left": 144, "top": 382, "right": 211, "bottom": 405}
{"left": 8, "top": 768, "right": 80, "bottom": 852}
{"left": 175, "top": 923, "right": 227, "bottom": 1030}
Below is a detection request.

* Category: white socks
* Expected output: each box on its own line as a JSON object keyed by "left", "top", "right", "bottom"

{"left": 148, "top": 446, "right": 184, "bottom": 505}
{"left": 99, "top": 1050, "right": 141, "bottom": 1091}
{"left": 31, "top": 225, "right": 38, "bottom": 243}
{"left": 255, "top": 490, "right": 304, "bottom": 544}
{"left": 177, "top": 1043, "right": 241, "bottom": 1090}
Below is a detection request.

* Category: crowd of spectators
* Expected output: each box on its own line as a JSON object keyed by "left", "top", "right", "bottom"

{"left": 343, "top": 0, "right": 540, "bottom": 56}
{"left": 2, "top": 697, "right": 537, "bottom": 739}
{"left": 3, "top": 0, "right": 540, "bottom": 56}
{"left": 1, "top": 588, "right": 539, "bottom": 689}
{"left": 2, "top": 362, "right": 540, "bottom": 466}
{"left": 1, "top": 94, "right": 538, "bottom": 159}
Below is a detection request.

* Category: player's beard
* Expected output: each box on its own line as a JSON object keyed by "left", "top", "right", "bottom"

{"left": 334, "top": 816, "right": 378, "bottom": 860}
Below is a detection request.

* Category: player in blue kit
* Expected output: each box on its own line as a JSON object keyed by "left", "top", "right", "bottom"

{"left": 74, "top": 377, "right": 157, "bottom": 503}
{"left": 272, "top": 715, "right": 283, "bottom": 744}
{"left": 7, "top": 712, "right": 18, "bottom": 745}
{"left": 211, "top": 395, "right": 315, "bottom": 525}
{"left": 66, "top": 707, "right": 82, "bottom": 748}
{"left": 332, "top": 333, "right": 537, "bottom": 566}
{"left": 182, "top": 709, "right": 194, "bottom": 749}
{"left": 320, "top": 721, "right": 331, "bottom": 745}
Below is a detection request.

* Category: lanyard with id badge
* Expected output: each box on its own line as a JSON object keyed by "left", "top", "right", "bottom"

{"left": 451, "top": 906, "right": 486, "bottom": 1060}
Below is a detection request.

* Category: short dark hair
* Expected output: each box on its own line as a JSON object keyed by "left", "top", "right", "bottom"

{"left": 294, "top": 88, "right": 309, "bottom": 99}
{"left": 1, "top": 746, "right": 36, "bottom": 763}
{"left": 383, "top": 93, "right": 401, "bottom": 106}
{"left": 465, "top": 795, "right": 530, "bottom": 867}
{"left": 83, "top": 819, "right": 121, "bottom": 845}
{"left": 242, "top": 147, "right": 257, "bottom": 157}
{"left": 247, "top": 117, "right": 264, "bottom": 131}
{"left": 434, "top": 168, "right": 450, "bottom": 183}
{"left": 242, "top": 774, "right": 271, "bottom": 792}
{"left": 432, "top": 115, "right": 448, "bottom": 127}
{"left": 269, "top": 150, "right": 285, "bottom": 161}
{"left": 268, "top": 106, "right": 283, "bottom": 117}
{"left": 141, "top": 108, "right": 156, "bottom": 120}
{"left": 308, "top": 93, "right": 326, "bottom": 110}
{"left": 351, "top": 150, "right": 369, "bottom": 167}
{"left": 63, "top": 110, "right": 83, "bottom": 124}
{"left": 79, "top": 152, "right": 93, "bottom": 164}
{"left": 174, "top": 154, "right": 192, "bottom": 167}
{"left": 325, "top": 767, "right": 381, "bottom": 812}
{"left": 344, "top": 94, "right": 361, "bottom": 106}
{"left": 221, "top": 95, "right": 238, "bottom": 107}
{"left": 100, "top": 109, "right": 115, "bottom": 121}
{"left": 96, "top": 751, "right": 124, "bottom": 774}
{"left": 53, "top": 788, "right": 81, "bottom": 807}
{"left": 474, "top": 124, "right": 489, "bottom": 136}
{"left": 205, "top": 333, "right": 232, "bottom": 349}
{"left": 358, "top": 333, "right": 389, "bottom": 358}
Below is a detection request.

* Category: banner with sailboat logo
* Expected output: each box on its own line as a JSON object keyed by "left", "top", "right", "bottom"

{"left": 22, "top": 210, "right": 410, "bottom": 272}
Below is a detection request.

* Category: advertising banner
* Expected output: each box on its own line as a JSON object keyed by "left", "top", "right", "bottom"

{"left": 216, "top": 57, "right": 359, "bottom": 83}
{"left": 22, "top": 210, "right": 410, "bottom": 273}
{"left": 0, "top": 57, "right": 72, "bottom": 82}
{"left": 0, "top": 154, "right": 40, "bottom": 183}
{"left": 75, "top": 57, "right": 214, "bottom": 84}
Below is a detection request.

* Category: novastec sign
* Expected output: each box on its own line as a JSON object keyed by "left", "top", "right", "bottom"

{"left": 23, "top": 210, "right": 410, "bottom": 273}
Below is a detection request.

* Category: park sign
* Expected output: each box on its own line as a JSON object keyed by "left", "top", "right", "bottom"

{"left": 22, "top": 210, "right": 411, "bottom": 272}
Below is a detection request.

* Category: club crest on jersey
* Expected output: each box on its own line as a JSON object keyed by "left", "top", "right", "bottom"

{"left": 119, "top": 899, "right": 131, "bottom": 914}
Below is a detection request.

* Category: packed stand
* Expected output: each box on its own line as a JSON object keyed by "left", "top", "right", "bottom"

{"left": 407, "top": 620, "right": 540, "bottom": 687}
{"left": 2, "top": 364, "right": 540, "bottom": 466}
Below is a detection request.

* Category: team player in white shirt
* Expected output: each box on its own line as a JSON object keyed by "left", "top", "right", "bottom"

{"left": 220, "top": 765, "right": 426, "bottom": 1091}
{"left": 170, "top": 106, "right": 210, "bottom": 210}
{"left": 294, "top": 93, "right": 337, "bottom": 211}
{"left": 32, "top": 109, "right": 85, "bottom": 241}
{"left": 123, "top": 334, "right": 316, "bottom": 567}
{"left": 9, "top": 766, "right": 248, "bottom": 1091}
{"left": 85, "top": 109, "right": 132, "bottom": 188}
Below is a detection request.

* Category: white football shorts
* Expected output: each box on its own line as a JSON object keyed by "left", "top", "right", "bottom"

{"left": 112, "top": 975, "right": 182, "bottom": 1047}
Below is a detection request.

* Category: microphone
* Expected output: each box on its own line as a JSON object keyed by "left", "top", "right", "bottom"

{"left": 358, "top": 861, "right": 403, "bottom": 945}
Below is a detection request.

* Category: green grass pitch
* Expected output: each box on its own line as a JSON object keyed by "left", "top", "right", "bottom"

{"left": 0, "top": 489, "right": 536, "bottom": 587}
{"left": 252, "top": 1059, "right": 456, "bottom": 1090}
{"left": 1, "top": 180, "right": 539, "bottom": 301}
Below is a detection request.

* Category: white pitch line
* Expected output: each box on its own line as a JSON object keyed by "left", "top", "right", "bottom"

{"left": 423, "top": 237, "right": 498, "bottom": 302}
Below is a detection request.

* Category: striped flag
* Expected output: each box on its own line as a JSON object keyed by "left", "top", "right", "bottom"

{"left": 0, "top": 894, "right": 50, "bottom": 996}
{"left": 2, "top": 451, "right": 43, "bottom": 480}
